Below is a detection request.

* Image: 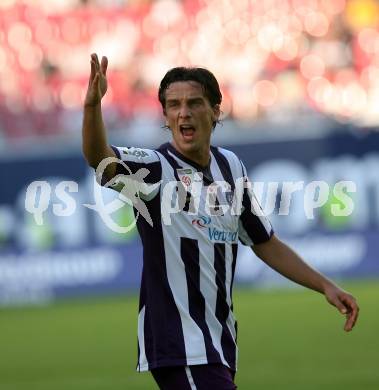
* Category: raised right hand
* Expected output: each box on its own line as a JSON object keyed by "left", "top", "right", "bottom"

{"left": 84, "top": 53, "right": 108, "bottom": 107}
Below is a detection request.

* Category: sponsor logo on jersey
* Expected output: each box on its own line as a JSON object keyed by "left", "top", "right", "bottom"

{"left": 208, "top": 228, "right": 237, "bottom": 243}
{"left": 192, "top": 216, "right": 211, "bottom": 228}
{"left": 192, "top": 215, "right": 238, "bottom": 242}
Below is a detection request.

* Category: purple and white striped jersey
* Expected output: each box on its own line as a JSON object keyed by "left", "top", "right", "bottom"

{"left": 106, "top": 142, "right": 273, "bottom": 372}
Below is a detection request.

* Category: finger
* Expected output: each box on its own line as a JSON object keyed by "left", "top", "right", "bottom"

{"left": 93, "top": 72, "right": 100, "bottom": 87}
{"left": 91, "top": 53, "right": 100, "bottom": 71}
{"left": 88, "top": 72, "right": 100, "bottom": 93}
{"left": 330, "top": 296, "right": 349, "bottom": 315}
{"left": 344, "top": 311, "right": 356, "bottom": 332}
{"left": 343, "top": 300, "right": 359, "bottom": 332}
{"left": 89, "top": 60, "right": 96, "bottom": 81}
{"left": 101, "top": 56, "right": 108, "bottom": 76}
{"left": 341, "top": 296, "right": 358, "bottom": 331}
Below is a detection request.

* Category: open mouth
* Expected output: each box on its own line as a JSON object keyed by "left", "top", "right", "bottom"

{"left": 180, "top": 124, "right": 196, "bottom": 139}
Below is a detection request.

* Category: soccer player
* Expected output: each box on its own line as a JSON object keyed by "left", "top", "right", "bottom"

{"left": 82, "top": 53, "right": 359, "bottom": 389}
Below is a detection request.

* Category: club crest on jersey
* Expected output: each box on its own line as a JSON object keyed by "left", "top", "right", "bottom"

{"left": 177, "top": 168, "right": 194, "bottom": 189}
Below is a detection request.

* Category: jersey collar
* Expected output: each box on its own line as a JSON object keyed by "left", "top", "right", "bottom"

{"left": 163, "top": 143, "right": 214, "bottom": 184}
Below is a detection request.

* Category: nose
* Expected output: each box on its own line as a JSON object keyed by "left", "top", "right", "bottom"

{"left": 178, "top": 104, "right": 191, "bottom": 118}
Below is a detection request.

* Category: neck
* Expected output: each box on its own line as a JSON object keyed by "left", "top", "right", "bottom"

{"left": 170, "top": 141, "right": 210, "bottom": 168}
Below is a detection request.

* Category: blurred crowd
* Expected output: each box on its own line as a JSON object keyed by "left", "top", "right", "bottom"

{"left": 1, "top": 0, "right": 379, "bottom": 146}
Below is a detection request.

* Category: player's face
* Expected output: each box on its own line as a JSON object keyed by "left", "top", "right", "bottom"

{"left": 164, "top": 81, "right": 220, "bottom": 166}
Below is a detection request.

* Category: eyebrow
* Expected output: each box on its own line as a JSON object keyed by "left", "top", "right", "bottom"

{"left": 166, "top": 97, "right": 205, "bottom": 103}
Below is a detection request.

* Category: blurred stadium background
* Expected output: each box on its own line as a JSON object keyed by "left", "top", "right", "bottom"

{"left": 0, "top": 0, "right": 378, "bottom": 389}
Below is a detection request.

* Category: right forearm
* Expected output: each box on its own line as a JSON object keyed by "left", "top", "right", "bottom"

{"left": 82, "top": 103, "right": 113, "bottom": 168}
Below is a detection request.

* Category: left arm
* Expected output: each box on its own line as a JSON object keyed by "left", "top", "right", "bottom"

{"left": 252, "top": 234, "right": 359, "bottom": 332}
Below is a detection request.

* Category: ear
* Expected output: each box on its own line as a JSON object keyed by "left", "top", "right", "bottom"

{"left": 164, "top": 117, "right": 170, "bottom": 129}
{"left": 162, "top": 108, "right": 168, "bottom": 125}
{"left": 212, "top": 104, "right": 221, "bottom": 121}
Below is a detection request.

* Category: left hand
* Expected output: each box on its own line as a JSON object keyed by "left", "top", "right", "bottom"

{"left": 324, "top": 285, "right": 359, "bottom": 332}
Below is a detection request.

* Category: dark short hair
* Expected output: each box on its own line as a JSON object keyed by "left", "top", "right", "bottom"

{"left": 158, "top": 67, "right": 222, "bottom": 112}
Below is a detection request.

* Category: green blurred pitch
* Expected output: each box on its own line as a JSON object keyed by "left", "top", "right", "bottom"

{"left": 0, "top": 282, "right": 378, "bottom": 390}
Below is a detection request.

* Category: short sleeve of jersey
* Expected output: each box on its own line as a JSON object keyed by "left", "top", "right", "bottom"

{"left": 101, "top": 145, "right": 162, "bottom": 201}
{"left": 238, "top": 161, "right": 274, "bottom": 246}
